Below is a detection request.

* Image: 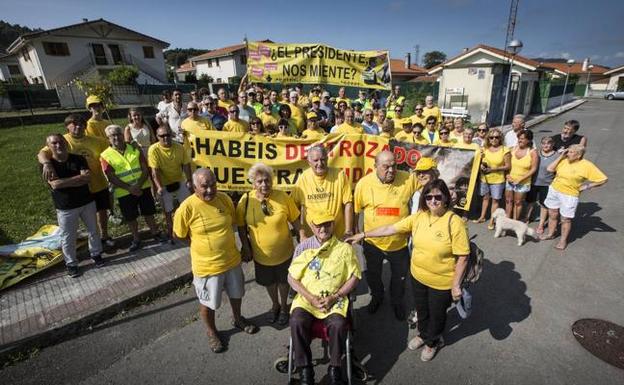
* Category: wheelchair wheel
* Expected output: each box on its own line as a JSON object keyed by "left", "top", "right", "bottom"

{"left": 274, "top": 356, "right": 290, "bottom": 373}
{"left": 352, "top": 360, "right": 369, "bottom": 381}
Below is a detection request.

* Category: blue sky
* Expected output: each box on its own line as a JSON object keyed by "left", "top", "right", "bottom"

{"left": 3, "top": 0, "right": 624, "bottom": 67}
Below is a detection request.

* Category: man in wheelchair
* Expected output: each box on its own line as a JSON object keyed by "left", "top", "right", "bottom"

{"left": 288, "top": 210, "right": 361, "bottom": 385}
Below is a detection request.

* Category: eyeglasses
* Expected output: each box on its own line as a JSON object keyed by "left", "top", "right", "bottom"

{"left": 425, "top": 194, "right": 443, "bottom": 202}
{"left": 364, "top": 113, "right": 373, "bottom": 116}
{"left": 229, "top": 110, "right": 239, "bottom": 113}
{"left": 440, "top": 132, "right": 450, "bottom": 135}
{"left": 394, "top": 109, "right": 402, "bottom": 112}
{"left": 261, "top": 200, "right": 271, "bottom": 216}
{"left": 478, "top": 129, "right": 488, "bottom": 132}
{"left": 415, "top": 108, "right": 423, "bottom": 111}
{"left": 251, "top": 122, "right": 260, "bottom": 125}
{"left": 158, "top": 134, "right": 171, "bottom": 138}
{"left": 426, "top": 122, "right": 435, "bottom": 125}
{"left": 489, "top": 136, "right": 501, "bottom": 139}
{"left": 187, "top": 108, "right": 198, "bottom": 111}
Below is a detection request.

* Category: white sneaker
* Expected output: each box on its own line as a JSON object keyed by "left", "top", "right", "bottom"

{"left": 420, "top": 339, "right": 444, "bottom": 362}
{"left": 408, "top": 336, "right": 424, "bottom": 351}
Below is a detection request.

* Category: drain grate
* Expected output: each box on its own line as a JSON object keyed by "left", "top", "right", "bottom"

{"left": 572, "top": 319, "right": 624, "bottom": 370}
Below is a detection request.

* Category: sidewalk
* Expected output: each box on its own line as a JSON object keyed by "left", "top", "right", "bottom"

{"left": 0, "top": 240, "right": 191, "bottom": 356}
{"left": 493, "top": 98, "right": 587, "bottom": 131}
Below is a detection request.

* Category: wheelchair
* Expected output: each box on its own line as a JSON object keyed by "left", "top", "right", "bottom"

{"left": 273, "top": 295, "right": 369, "bottom": 384}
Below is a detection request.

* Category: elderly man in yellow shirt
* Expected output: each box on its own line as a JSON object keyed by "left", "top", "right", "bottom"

{"left": 354, "top": 150, "right": 417, "bottom": 320}
{"left": 332, "top": 108, "right": 364, "bottom": 134}
{"left": 222, "top": 105, "right": 250, "bottom": 133}
{"left": 174, "top": 168, "right": 258, "bottom": 354}
{"left": 292, "top": 145, "right": 354, "bottom": 239}
{"left": 216, "top": 87, "right": 235, "bottom": 110}
{"left": 288, "top": 90, "right": 306, "bottom": 133}
{"left": 288, "top": 209, "right": 361, "bottom": 385}
{"left": 301, "top": 112, "right": 326, "bottom": 140}
{"left": 422, "top": 95, "right": 442, "bottom": 127}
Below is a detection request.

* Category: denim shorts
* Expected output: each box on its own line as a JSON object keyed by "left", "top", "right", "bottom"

{"left": 505, "top": 182, "right": 531, "bottom": 194}
{"left": 479, "top": 182, "right": 505, "bottom": 199}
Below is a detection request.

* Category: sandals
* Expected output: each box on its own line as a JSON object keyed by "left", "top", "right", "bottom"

{"left": 232, "top": 317, "right": 259, "bottom": 334}
{"left": 277, "top": 311, "right": 289, "bottom": 326}
{"left": 472, "top": 218, "right": 486, "bottom": 224}
{"left": 207, "top": 333, "right": 225, "bottom": 353}
{"left": 268, "top": 307, "right": 280, "bottom": 324}
{"left": 540, "top": 233, "right": 556, "bottom": 241}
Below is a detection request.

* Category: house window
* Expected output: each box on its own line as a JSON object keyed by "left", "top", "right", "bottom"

{"left": 143, "top": 46, "right": 154, "bottom": 59}
{"left": 240, "top": 55, "right": 247, "bottom": 65}
{"left": 207, "top": 59, "right": 212, "bottom": 68}
{"left": 216, "top": 78, "right": 222, "bottom": 83}
{"left": 43, "top": 42, "right": 70, "bottom": 56}
{"left": 91, "top": 43, "right": 107, "bottom": 65}
{"left": 22, "top": 48, "right": 30, "bottom": 61}
{"left": 8, "top": 65, "right": 21, "bottom": 76}
{"left": 216, "top": 58, "right": 220, "bottom": 67}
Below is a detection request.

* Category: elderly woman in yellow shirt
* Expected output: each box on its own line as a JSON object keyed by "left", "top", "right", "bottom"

{"left": 237, "top": 163, "right": 301, "bottom": 325}
{"left": 505, "top": 130, "right": 538, "bottom": 220}
{"left": 347, "top": 179, "right": 470, "bottom": 362}
{"left": 542, "top": 144, "right": 607, "bottom": 250}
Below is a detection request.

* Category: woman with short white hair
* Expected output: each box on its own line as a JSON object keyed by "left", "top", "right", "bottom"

{"left": 542, "top": 144, "right": 607, "bottom": 250}
{"left": 236, "top": 162, "right": 301, "bottom": 325}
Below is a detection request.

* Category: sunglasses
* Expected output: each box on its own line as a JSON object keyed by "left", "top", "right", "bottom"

{"left": 261, "top": 200, "right": 271, "bottom": 216}
{"left": 478, "top": 129, "right": 488, "bottom": 132}
{"left": 425, "top": 194, "right": 443, "bottom": 202}
{"left": 187, "top": 108, "right": 198, "bottom": 111}
{"left": 394, "top": 109, "right": 402, "bottom": 112}
{"left": 440, "top": 132, "right": 450, "bottom": 135}
{"left": 251, "top": 122, "right": 260, "bottom": 125}
{"left": 229, "top": 110, "right": 239, "bottom": 113}
{"left": 427, "top": 122, "right": 435, "bottom": 125}
{"left": 158, "top": 134, "right": 171, "bottom": 138}
{"left": 415, "top": 108, "right": 423, "bottom": 111}
{"left": 489, "top": 136, "right": 501, "bottom": 139}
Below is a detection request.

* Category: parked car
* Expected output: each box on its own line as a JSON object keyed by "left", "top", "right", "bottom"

{"left": 604, "top": 91, "right": 624, "bottom": 100}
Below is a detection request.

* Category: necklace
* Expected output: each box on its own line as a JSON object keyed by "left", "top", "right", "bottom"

{"left": 427, "top": 212, "right": 444, "bottom": 227}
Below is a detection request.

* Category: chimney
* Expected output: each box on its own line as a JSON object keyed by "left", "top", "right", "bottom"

{"left": 462, "top": 47, "right": 469, "bottom": 53}
{"left": 82, "top": 18, "right": 88, "bottom": 22}
{"left": 405, "top": 53, "right": 411, "bottom": 69}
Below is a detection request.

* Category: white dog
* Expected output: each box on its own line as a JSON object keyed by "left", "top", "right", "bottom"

{"left": 491, "top": 208, "right": 537, "bottom": 246}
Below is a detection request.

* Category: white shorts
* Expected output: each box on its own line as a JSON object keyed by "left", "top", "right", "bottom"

{"left": 544, "top": 186, "right": 578, "bottom": 218}
{"left": 161, "top": 182, "right": 190, "bottom": 212}
{"left": 193, "top": 264, "right": 245, "bottom": 310}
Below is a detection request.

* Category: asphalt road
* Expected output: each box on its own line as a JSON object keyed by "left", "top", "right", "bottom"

{"left": 3, "top": 99, "right": 623, "bottom": 385}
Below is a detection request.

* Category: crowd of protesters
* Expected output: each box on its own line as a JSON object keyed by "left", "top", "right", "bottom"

{"left": 36, "top": 82, "right": 607, "bottom": 384}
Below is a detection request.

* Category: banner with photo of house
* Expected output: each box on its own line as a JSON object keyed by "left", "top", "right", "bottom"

{"left": 188, "top": 130, "right": 481, "bottom": 210}
{"left": 246, "top": 41, "right": 392, "bottom": 90}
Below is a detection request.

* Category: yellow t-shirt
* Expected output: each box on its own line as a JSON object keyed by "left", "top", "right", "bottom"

{"left": 379, "top": 132, "right": 393, "bottom": 139}
{"left": 551, "top": 158, "right": 607, "bottom": 197}
{"left": 423, "top": 129, "right": 440, "bottom": 144}
{"left": 259, "top": 112, "right": 279, "bottom": 130}
{"left": 301, "top": 128, "right": 326, "bottom": 141}
{"left": 236, "top": 190, "right": 300, "bottom": 266}
{"left": 509, "top": 148, "right": 534, "bottom": 186}
{"left": 173, "top": 193, "right": 241, "bottom": 276}
{"left": 394, "top": 211, "right": 470, "bottom": 290}
{"left": 354, "top": 171, "right": 417, "bottom": 251}
{"left": 394, "top": 130, "right": 414, "bottom": 143}
{"left": 449, "top": 130, "right": 463, "bottom": 143}
{"left": 410, "top": 114, "right": 427, "bottom": 127}
{"left": 218, "top": 99, "right": 235, "bottom": 110}
{"left": 41, "top": 134, "right": 109, "bottom": 193}
{"left": 422, "top": 106, "right": 442, "bottom": 127}
{"left": 434, "top": 140, "right": 456, "bottom": 148}
{"left": 292, "top": 168, "right": 353, "bottom": 238}
{"left": 288, "top": 103, "right": 306, "bottom": 132}
{"left": 181, "top": 117, "right": 214, "bottom": 132}
{"left": 334, "top": 122, "right": 364, "bottom": 134}
{"left": 289, "top": 237, "right": 361, "bottom": 319}
{"left": 392, "top": 118, "right": 405, "bottom": 134}
{"left": 481, "top": 146, "right": 510, "bottom": 184}
{"left": 147, "top": 142, "right": 190, "bottom": 185}
{"left": 223, "top": 119, "right": 249, "bottom": 133}
{"left": 86, "top": 118, "right": 109, "bottom": 139}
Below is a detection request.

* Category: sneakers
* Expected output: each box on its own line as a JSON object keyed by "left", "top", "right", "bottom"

{"left": 408, "top": 335, "right": 424, "bottom": 351}
{"left": 67, "top": 265, "right": 81, "bottom": 278}
{"left": 92, "top": 254, "right": 106, "bottom": 268}
{"left": 129, "top": 239, "right": 142, "bottom": 252}
{"left": 102, "top": 237, "right": 116, "bottom": 248}
{"left": 420, "top": 339, "right": 444, "bottom": 362}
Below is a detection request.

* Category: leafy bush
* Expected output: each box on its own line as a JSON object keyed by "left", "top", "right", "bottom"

{"left": 75, "top": 79, "right": 114, "bottom": 109}
{"left": 107, "top": 65, "right": 139, "bottom": 85}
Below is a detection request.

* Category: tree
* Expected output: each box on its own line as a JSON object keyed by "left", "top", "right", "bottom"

{"left": 423, "top": 51, "right": 447, "bottom": 69}
{"left": 107, "top": 65, "right": 139, "bottom": 85}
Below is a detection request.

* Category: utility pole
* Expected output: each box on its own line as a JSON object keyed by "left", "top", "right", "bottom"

{"left": 504, "top": 0, "right": 520, "bottom": 52}
{"left": 414, "top": 45, "right": 420, "bottom": 67}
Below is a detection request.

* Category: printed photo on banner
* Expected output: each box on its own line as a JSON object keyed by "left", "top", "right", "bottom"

{"left": 389, "top": 141, "right": 481, "bottom": 211}
{"left": 246, "top": 42, "right": 391, "bottom": 90}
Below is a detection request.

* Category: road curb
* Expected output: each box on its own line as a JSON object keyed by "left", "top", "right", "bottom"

{"left": 526, "top": 99, "right": 587, "bottom": 129}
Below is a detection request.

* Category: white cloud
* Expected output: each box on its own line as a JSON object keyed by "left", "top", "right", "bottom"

{"left": 615, "top": 52, "right": 624, "bottom": 58}
{"left": 561, "top": 52, "right": 571, "bottom": 59}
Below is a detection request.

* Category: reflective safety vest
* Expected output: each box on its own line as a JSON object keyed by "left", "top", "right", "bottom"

{"left": 386, "top": 96, "right": 406, "bottom": 119}
{"left": 100, "top": 144, "right": 150, "bottom": 198}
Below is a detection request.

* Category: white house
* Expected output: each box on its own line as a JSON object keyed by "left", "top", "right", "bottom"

{"left": 604, "top": 64, "right": 624, "bottom": 91}
{"left": 6, "top": 18, "right": 170, "bottom": 89}
{"left": 189, "top": 42, "right": 248, "bottom": 84}
{"left": 428, "top": 44, "right": 558, "bottom": 126}
{"left": 0, "top": 53, "right": 22, "bottom": 82}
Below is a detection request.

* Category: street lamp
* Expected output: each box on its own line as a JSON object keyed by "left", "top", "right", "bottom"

{"left": 560, "top": 59, "right": 575, "bottom": 109}
{"left": 500, "top": 39, "right": 523, "bottom": 128}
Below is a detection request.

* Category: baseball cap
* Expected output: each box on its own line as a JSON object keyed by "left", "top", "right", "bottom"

{"left": 311, "top": 96, "right": 321, "bottom": 103}
{"left": 322, "top": 91, "right": 331, "bottom": 98}
{"left": 85, "top": 95, "right": 102, "bottom": 108}
{"left": 306, "top": 111, "right": 319, "bottom": 121}
{"left": 415, "top": 157, "right": 437, "bottom": 171}
{"left": 307, "top": 210, "right": 335, "bottom": 225}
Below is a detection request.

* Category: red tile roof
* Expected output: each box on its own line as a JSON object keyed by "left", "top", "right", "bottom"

{"left": 539, "top": 62, "right": 610, "bottom": 75}
{"left": 176, "top": 61, "right": 195, "bottom": 73}
{"left": 428, "top": 44, "right": 541, "bottom": 74}
{"left": 390, "top": 59, "right": 427, "bottom": 76}
{"left": 190, "top": 40, "right": 273, "bottom": 62}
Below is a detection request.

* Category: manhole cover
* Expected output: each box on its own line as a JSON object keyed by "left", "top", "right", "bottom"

{"left": 572, "top": 319, "right": 624, "bottom": 369}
